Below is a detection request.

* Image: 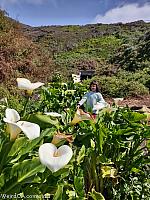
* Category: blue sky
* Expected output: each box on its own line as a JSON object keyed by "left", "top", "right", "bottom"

{"left": 0, "top": 0, "right": 150, "bottom": 26}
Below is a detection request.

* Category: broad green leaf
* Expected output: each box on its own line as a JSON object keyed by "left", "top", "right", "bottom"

{"left": 90, "top": 139, "right": 95, "bottom": 148}
{"left": 89, "top": 189, "right": 105, "bottom": 200}
{"left": 0, "top": 141, "right": 14, "bottom": 170}
{"left": 74, "top": 175, "right": 85, "bottom": 197}
{"left": 3, "top": 158, "right": 45, "bottom": 193}
{"left": 0, "top": 173, "right": 4, "bottom": 187}
{"left": 10, "top": 158, "right": 45, "bottom": 183}
{"left": 28, "top": 114, "right": 59, "bottom": 129}
{"left": 77, "top": 145, "right": 85, "bottom": 165}
{"left": 95, "top": 123, "right": 106, "bottom": 153}
{"left": 10, "top": 128, "right": 54, "bottom": 163}
{"left": 123, "top": 112, "right": 146, "bottom": 122}
{"left": 23, "top": 185, "right": 42, "bottom": 200}
{"left": 8, "top": 137, "right": 27, "bottom": 157}
{"left": 53, "top": 184, "right": 63, "bottom": 200}
{"left": 19, "top": 129, "right": 53, "bottom": 155}
{"left": 53, "top": 165, "right": 72, "bottom": 179}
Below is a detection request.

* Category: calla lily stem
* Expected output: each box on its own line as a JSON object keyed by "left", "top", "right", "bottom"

{"left": 22, "top": 95, "right": 30, "bottom": 118}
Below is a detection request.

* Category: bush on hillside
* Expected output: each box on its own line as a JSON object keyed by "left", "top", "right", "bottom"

{"left": 83, "top": 76, "right": 149, "bottom": 97}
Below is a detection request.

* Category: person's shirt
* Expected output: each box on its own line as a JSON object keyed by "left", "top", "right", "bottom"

{"left": 78, "top": 91, "right": 107, "bottom": 114}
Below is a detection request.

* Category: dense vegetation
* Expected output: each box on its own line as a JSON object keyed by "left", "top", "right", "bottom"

{"left": 0, "top": 79, "right": 149, "bottom": 199}
{"left": 0, "top": 9, "right": 150, "bottom": 97}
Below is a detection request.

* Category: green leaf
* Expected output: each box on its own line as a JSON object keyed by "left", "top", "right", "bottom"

{"left": 147, "top": 139, "right": 150, "bottom": 150}
{"left": 89, "top": 189, "right": 105, "bottom": 200}
{"left": 98, "top": 125, "right": 105, "bottom": 153}
{"left": 77, "top": 145, "right": 85, "bottom": 165}
{"left": 23, "top": 185, "right": 42, "bottom": 200}
{"left": 0, "top": 141, "right": 14, "bottom": 172}
{"left": 10, "top": 158, "right": 45, "bottom": 183}
{"left": 0, "top": 173, "right": 4, "bottom": 188}
{"left": 8, "top": 137, "right": 27, "bottom": 157}
{"left": 28, "top": 114, "right": 59, "bottom": 129}
{"left": 74, "top": 175, "right": 85, "bottom": 197}
{"left": 53, "top": 165, "right": 71, "bottom": 179}
{"left": 131, "top": 167, "right": 142, "bottom": 173}
{"left": 53, "top": 184, "right": 63, "bottom": 200}
{"left": 123, "top": 112, "right": 146, "bottom": 122}
{"left": 9, "top": 128, "right": 54, "bottom": 163}
{"left": 4, "top": 158, "right": 45, "bottom": 193}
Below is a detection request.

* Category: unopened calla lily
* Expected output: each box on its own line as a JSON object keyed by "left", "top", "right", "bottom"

{"left": 71, "top": 109, "right": 93, "bottom": 125}
{"left": 3, "top": 108, "right": 40, "bottom": 140}
{"left": 51, "top": 131, "right": 73, "bottom": 145}
{"left": 17, "top": 78, "right": 44, "bottom": 95}
{"left": 39, "top": 143, "right": 73, "bottom": 172}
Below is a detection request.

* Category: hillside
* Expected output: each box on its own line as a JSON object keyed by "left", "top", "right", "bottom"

{"left": 0, "top": 10, "right": 55, "bottom": 88}
{"left": 1, "top": 10, "right": 150, "bottom": 98}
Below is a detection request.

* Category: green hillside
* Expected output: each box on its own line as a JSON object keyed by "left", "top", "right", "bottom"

{"left": 1, "top": 10, "right": 150, "bottom": 97}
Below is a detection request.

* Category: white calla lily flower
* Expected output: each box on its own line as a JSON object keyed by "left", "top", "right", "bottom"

{"left": 5, "top": 108, "right": 20, "bottom": 122}
{"left": 17, "top": 78, "right": 44, "bottom": 95}
{"left": 17, "top": 121, "right": 40, "bottom": 140}
{"left": 5, "top": 122, "right": 22, "bottom": 140}
{"left": 45, "top": 112, "right": 62, "bottom": 118}
{"left": 39, "top": 143, "right": 73, "bottom": 172}
{"left": 3, "top": 108, "right": 40, "bottom": 140}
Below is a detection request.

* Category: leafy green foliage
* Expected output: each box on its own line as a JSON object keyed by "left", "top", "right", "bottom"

{"left": 89, "top": 189, "right": 105, "bottom": 200}
{"left": 0, "top": 81, "right": 149, "bottom": 199}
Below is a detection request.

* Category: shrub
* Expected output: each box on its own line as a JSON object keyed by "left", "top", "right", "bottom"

{"left": 83, "top": 76, "right": 149, "bottom": 97}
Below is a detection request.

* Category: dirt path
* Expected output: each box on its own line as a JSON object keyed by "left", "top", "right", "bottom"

{"left": 106, "top": 95, "right": 150, "bottom": 109}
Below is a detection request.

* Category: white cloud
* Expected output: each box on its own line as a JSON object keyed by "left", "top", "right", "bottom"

{"left": 93, "top": 3, "right": 150, "bottom": 24}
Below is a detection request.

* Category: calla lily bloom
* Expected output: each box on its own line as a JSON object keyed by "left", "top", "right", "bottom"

{"left": 72, "top": 74, "right": 81, "bottom": 83}
{"left": 73, "top": 77, "right": 80, "bottom": 83}
{"left": 51, "top": 132, "right": 73, "bottom": 145}
{"left": 39, "top": 143, "right": 73, "bottom": 172}
{"left": 71, "top": 109, "right": 93, "bottom": 125}
{"left": 17, "top": 78, "right": 44, "bottom": 95}
{"left": 45, "top": 112, "right": 62, "bottom": 118}
{"left": 3, "top": 108, "right": 40, "bottom": 140}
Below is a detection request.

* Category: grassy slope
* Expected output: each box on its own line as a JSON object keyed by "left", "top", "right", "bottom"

{"left": 26, "top": 21, "right": 150, "bottom": 74}
{"left": 1, "top": 9, "right": 150, "bottom": 97}
{"left": 25, "top": 21, "right": 150, "bottom": 97}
